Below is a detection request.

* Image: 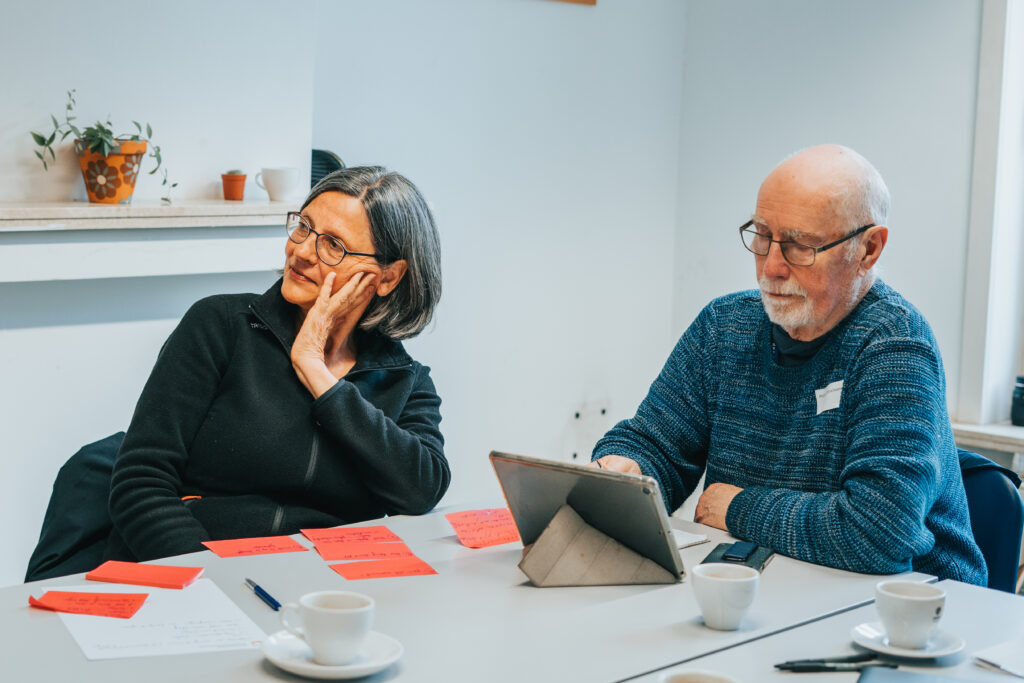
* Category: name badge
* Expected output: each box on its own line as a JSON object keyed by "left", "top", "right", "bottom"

{"left": 815, "top": 380, "right": 844, "bottom": 415}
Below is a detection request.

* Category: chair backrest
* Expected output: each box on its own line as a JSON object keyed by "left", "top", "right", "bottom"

{"left": 959, "top": 449, "right": 1024, "bottom": 593}
{"left": 311, "top": 149, "right": 345, "bottom": 188}
{"left": 25, "top": 432, "right": 123, "bottom": 582}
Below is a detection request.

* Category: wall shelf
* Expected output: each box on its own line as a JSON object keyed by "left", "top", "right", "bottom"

{"left": 0, "top": 199, "right": 298, "bottom": 232}
{"left": 0, "top": 200, "right": 299, "bottom": 283}
{"left": 952, "top": 421, "right": 1024, "bottom": 455}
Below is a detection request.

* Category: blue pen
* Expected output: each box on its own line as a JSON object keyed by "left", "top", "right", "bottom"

{"left": 245, "top": 578, "right": 281, "bottom": 611}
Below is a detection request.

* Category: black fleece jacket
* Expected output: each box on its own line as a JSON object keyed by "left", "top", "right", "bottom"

{"left": 106, "top": 281, "right": 449, "bottom": 562}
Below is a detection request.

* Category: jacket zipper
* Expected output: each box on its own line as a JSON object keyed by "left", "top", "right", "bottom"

{"left": 303, "top": 431, "right": 320, "bottom": 489}
{"left": 270, "top": 505, "right": 285, "bottom": 534}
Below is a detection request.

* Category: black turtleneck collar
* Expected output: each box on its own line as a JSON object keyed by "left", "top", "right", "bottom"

{"left": 771, "top": 323, "right": 830, "bottom": 367}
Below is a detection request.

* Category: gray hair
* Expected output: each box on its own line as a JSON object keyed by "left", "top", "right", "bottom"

{"left": 302, "top": 167, "right": 442, "bottom": 339}
{"left": 832, "top": 155, "right": 890, "bottom": 229}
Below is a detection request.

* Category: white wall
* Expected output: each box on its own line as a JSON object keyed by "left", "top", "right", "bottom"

{"left": 0, "top": 1, "right": 316, "bottom": 586}
{"left": 672, "top": 0, "right": 982, "bottom": 417}
{"left": 312, "top": 0, "right": 689, "bottom": 508}
{"left": 0, "top": 0, "right": 313, "bottom": 202}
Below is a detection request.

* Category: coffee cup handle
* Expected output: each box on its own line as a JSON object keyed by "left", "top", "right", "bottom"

{"left": 255, "top": 172, "right": 265, "bottom": 190}
{"left": 280, "top": 602, "right": 305, "bottom": 638}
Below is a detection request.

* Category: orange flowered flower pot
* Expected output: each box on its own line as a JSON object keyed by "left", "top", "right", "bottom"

{"left": 75, "top": 139, "right": 147, "bottom": 204}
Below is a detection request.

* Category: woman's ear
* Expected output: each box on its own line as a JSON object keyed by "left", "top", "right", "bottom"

{"left": 375, "top": 260, "right": 408, "bottom": 297}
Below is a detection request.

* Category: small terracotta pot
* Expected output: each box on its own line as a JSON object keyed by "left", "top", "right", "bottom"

{"left": 75, "top": 139, "right": 147, "bottom": 204}
{"left": 221, "top": 174, "right": 247, "bottom": 201}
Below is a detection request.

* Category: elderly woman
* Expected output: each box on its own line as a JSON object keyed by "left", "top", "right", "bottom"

{"left": 105, "top": 167, "right": 447, "bottom": 562}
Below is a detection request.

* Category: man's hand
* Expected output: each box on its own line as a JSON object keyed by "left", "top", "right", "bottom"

{"left": 694, "top": 482, "right": 743, "bottom": 531}
{"left": 589, "top": 455, "right": 641, "bottom": 475}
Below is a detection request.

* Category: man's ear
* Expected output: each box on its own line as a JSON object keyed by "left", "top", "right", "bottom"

{"left": 859, "top": 225, "right": 888, "bottom": 272}
{"left": 375, "top": 259, "right": 408, "bottom": 297}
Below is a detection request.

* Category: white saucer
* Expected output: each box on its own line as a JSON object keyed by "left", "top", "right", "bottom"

{"left": 850, "top": 621, "right": 965, "bottom": 659}
{"left": 262, "top": 630, "right": 403, "bottom": 680}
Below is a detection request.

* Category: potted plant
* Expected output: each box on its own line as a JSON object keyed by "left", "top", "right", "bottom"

{"left": 221, "top": 169, "right": 247, "bottom": 201}
{"left": 30, "top": 90, "right": 177, "bottom": 204}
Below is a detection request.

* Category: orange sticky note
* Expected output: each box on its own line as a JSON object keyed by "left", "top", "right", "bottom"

{"left": 314, "top": 541, "right": 415, "bottom": 561}
{"left": 202, "top": 535, "right": 308, "bottom": 558}
{"left": 301, "top": 525, "right": 402, "bottom": 544}
{"left": 330, "top": 557, "right": 438, "bottom": 580}
{"left": 445, "top": 508, "right": 521, "bottom": 548}
{"left": 29, "top": 591, "right": 147, "bottom": 619}
{"left": 86, "top": 560, "right": 203, "bottom": 589}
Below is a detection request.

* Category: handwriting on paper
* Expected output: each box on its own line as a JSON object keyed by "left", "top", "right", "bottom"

{"left": 330, "top": 557, "right": 438, "bottom": 580}
{"left": 445, "top": 508, "right": 521, "bottom": 548}
{"left": 201, "top": 535, "right": 308, "bottom": 558}
{"left": 301, "top": 525, "right": 402, "bottom": 544}
{"left": 86, "top": 560, "right": 204, "bottom": 589}
{"left": 50, "top": 579, "right": 265, "bottom": 660}
{"left": 29, "top": 591, "right": 147, "bottom": 619}
{"left": 314, "top": 541, "right": 415, "bottom": 561}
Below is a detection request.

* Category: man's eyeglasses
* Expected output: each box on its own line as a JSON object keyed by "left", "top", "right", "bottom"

{"left": 286, "top": 212, "right": 377, "bottom": 267}
{"left": 739, "top": 220, "right": 873, "bottom": 267}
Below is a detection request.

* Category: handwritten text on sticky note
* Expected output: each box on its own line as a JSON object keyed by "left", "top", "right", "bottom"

{"left": 29, "top": 591, "right": 148, "bottom": 619}
{"left": 330, "top": 557, "right": 437, "bottom": 580}
{"left": 301, "top": 525, "right": 402, "bottom": 544}
{"left": 314, "top": 541, "right": 415, "bottom": 562}
{"left": 445, "top": 508, "right": 521, "bottom": 548}
{"left": 202, "top": 536, "right": 308, "bottom": 558}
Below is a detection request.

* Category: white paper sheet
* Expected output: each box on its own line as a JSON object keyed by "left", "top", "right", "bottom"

{"left": 53, "top": 578, "right": 266, "bottom": 660}
{"left": 975, "top": 637, "right": 1024, "bottom": 678}
{"left": 672, "top": 528, "right": 708, "bottom": 549}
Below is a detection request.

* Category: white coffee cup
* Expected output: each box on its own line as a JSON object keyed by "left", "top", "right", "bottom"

{"left": 661, "top": 671, "right": 739, "bottom": 683}
{"left": 280, "top": 591, "right": 374, "bottom": 666}
{"left": 691, "top": 563, "right": 759, "bottom": 631}
{"left": 255, "top": 167, "right": 300, "bottom": 201}
{"left": 875, "top": 580, "right": 945, "bottom": 649}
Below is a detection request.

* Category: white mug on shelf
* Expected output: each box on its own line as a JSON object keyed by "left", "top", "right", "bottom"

{"left": 255, "top": 167, "right": 300, "bottom": 201}
{"left": 875, "top": 580, "right": 945, "bottom": 649}
{"left": 280, "top": 591, "right": 374, "bottom": 666}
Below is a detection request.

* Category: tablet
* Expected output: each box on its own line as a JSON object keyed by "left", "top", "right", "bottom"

{"left": 489, "top": 451, "right": 685, "bottom": 580}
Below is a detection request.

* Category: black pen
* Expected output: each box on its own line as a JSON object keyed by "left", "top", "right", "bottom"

{"left": 245, "top": 578, "right": 281, "bottom": 611}
{"left": 776, "top": 653, "right": 875, "bottom": 667}
{"left": 775, "top": 662, "right": 897, "bottom": 673}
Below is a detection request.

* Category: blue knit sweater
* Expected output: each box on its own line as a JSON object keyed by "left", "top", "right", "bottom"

{"left": 594, "top": 281, "right": 987, "bottom": 584}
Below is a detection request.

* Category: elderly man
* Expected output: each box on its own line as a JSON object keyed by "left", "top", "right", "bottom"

{"left": 593, "top": 145, "right": 986, "bottom": 583}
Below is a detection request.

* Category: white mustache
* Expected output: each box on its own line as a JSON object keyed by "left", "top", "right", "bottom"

{"left": 758, "top": 276, "right": 806, "bottom": 298}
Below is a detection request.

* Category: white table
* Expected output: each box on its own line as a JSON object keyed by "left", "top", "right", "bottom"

{"left": 634, "top": 580, "right": 1024, "bottom": 682}
{"left": 4, "top": 509, "right": 932, "bottom": 682}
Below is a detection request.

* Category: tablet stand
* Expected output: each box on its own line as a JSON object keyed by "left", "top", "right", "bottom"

{"left": 518, "top": 505, "right": 677, "bottom": 586}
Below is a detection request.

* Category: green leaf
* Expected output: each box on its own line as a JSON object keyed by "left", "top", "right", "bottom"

{"left": 34, "top": 150, "right": 43, "bottom": 161}
{"left": 31, "top": 131, "right": 47, "bottom": 146}
{"left": 146, "top": 123, "right": 152, "bottom": 139}
{"left": 46, "top": 131, "right": 56, "bottom": 145}
{"left": 51, "top": 114, "right": 59, "bottom": 128}
{"left": 133, "top": 120, "right": 141, "bottom": 133}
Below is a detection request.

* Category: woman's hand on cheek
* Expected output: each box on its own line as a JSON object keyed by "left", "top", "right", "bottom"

{"left": 290, "top": 271, "right": 377, "bottom": 397}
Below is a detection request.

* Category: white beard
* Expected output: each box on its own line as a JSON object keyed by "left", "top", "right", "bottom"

{"left": 759, "top": 271, "right": 871, "bottom": 335}
{"left": 758, "top": 277, "right": 814, "bottom": 330}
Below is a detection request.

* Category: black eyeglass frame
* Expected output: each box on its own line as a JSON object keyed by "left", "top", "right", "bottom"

{"left": 739, "top": 220, "right": 874, "bottom": 267}
{"left": 285, "top": 211, "right": 378, "bottom": 266}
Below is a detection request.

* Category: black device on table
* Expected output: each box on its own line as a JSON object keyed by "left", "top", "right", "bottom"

{"left": 701, "top": 541, "right": 775, "bottom": 572}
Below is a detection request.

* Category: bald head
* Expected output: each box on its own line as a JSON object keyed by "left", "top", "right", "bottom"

{"left": 759, "top": 145, "right": 890, "bottom": 230}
